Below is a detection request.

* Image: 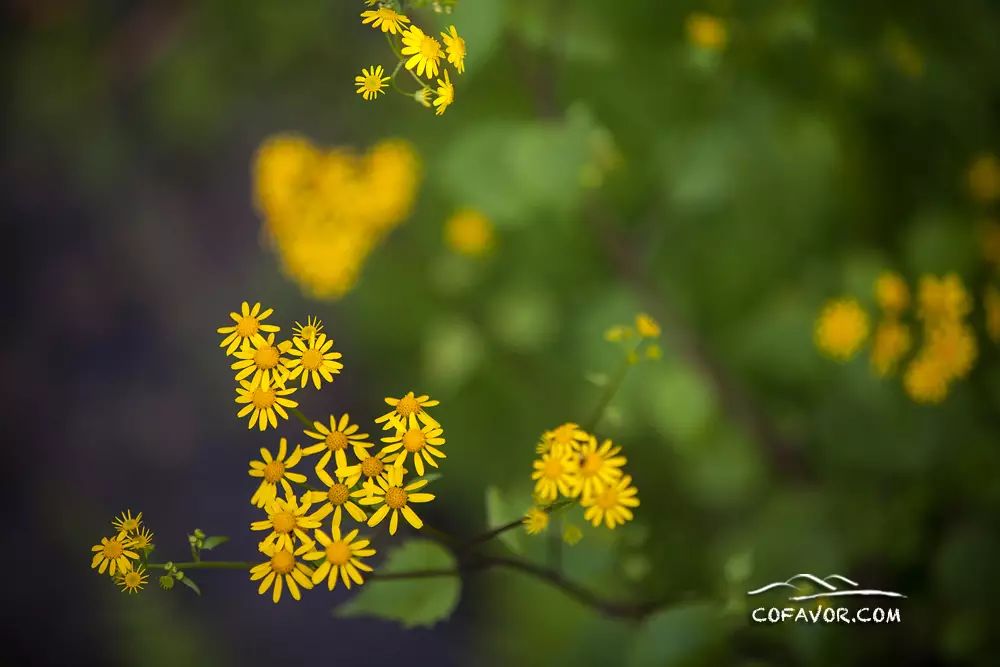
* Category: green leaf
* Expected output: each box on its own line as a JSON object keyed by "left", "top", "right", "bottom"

{"left": 178, "top": 575, "right": 201, "bottom": 596}
{"left": 628, "top": 602, "right": 730, "bottom": 667}
{"left": 200, "top": 536, "right": 229, "bottom": 551}
{"left": 484, "top": 485, "right": 524, "bottom": 555}
{"left": 335, "top": 540, "right": 460, "bottom": 628}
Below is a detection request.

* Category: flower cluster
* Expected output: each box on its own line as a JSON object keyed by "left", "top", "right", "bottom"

{"left": 254, "top": 135, "right": 421, "bottom": 300}
{"left": 90, "top": 510, "right": 152, "bottom": 594}
{"left": 356, "top": 2, "right": 466, "bottom": 115}
{"left": 604, "top": 312, "right": 664, "bottom": 362}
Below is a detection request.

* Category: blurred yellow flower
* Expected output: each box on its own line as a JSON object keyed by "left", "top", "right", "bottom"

{"left": 523, "top": 507, "right": 549, "bottom": 535}
{"left": 303, "top": 413, "right": 373, "bottom": 473}
{"left": 433, "top": 69, "right": 454, "bottom": 115}
{"left": 250, "top": 541, "right": 314, "bottom": 603}
{"left": 305, "top": 525, "right": 376, "bottom": 590}
{"left": 116, "top": 566, "right": 148, "bottom": 594}
{"left": 414, "top": 87, "right": 432, "bottom": 107}
{"left": 635, "top": 313, "right": 661, "bottom": 338}
{"left": 562, "top": 523, "right": 583, "bottom": 546}
{"left": 603, "top": 325, "right": 633, "bottom": 343}
{"left": 967, "top": 153, "right": 1000, "bottom": 203}
{"left": 129, "top": 527, "right": 154, "bottom": 551}
{"left": 292, "top": 316, "right": 323, "bottom": 343}
{"left": 581, "top": 475, "right": 639, "bottom": 529}
{"left": 532, "top": 447, "right": 580, "bottom": 501}
{"left": 401, "top": 26, "right": 443, "bottom": 79}
{"left": 539, "top": 422, "right": 590, "bottom": 456}
{"left": 903, "top": 355, "right": 950, "bottom": 404}
{"left": 574, "top": 436, "right": 627, "bottom": 501}
{"left": 986, "top": 286, "right": 1000, "bottom": 343}
{"left": 235, "top": 377, "right": 298, "bottom": 431}
{"left": 441, "top": 25, "right": 466, "bottom": 74}
{"left": 814, "top": 298, "right": 869, "bottom": 361}
{"left": 360, "top": 8, "right": 410, "bottom": 34}
{"left": 924, "top": 322, "right": 977, "bottom": 381}
{"left": 248, "top": 438, "right": 307, "bottom": 509}
{"left": 354, "top": 65, "right": 390, "bottom": 101}
{"left": 870, "top": 319, "right": 911, "bottom": 377}
{"left": 381, "top": 423, "right": 447, "bottom": 477}
{"left": 359, "top": 466, "right": 435, "bottom": 535}
{"left": 444, "top": 209, "right": 494, "bottom": 256}
{"left": 686, "top": 13, "right": 727, "bottom": 51}
{"left": 875, "top": 271, "right": 909, "bottom": 313}
{"left": 217, "top": 302, "right": 280, "bottom": 356}
{"left": 917, "top": 274, "right": 971, "bottom": 326}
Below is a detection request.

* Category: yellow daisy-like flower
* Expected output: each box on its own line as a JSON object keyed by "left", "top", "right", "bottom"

{"left": 360, "top": 7, "right": 410, "bottom": 34}
{"left": 925, "top": 322, "right": 978, "bottom": 381}
{"left": 441, "top": 25, "right": 466, "bottom": 74}
{"left": 375, "top": 391, "right": 440, "bottom": 432}
{"left": 401, "top": 26, "right": 443, "bottom": 79}
{"left": 250, "top": 541, "right": 314, "bottom": 604}
{"left": 304, "top": 468, "right": 368, "bottom": 528}
{"left": 248, "top": 438, "right": 307, "bottom": 509}
{"left": 285, "top": 333, "right": 343, "bottom": 389}
{"left": 217, "top": 302, "right": 280, "bottom": 356}
{"left": 304, "top": 524, "right": 376, "bottom": 590}
{"left": 359, "top": 466, "right": 435, "bottom": 535}
{"left": 870, "top": 319, "right": 911, "bottom": 377}
{"left": 875, "top": 272, "right": 910, "bottom": 314}
{"left": 986, "top": 285, "right": 1000, "bottom": 343}
{"left": 574, "top": 436, "right": 627, "bottom": 500}
{"left": 433, "top": 69, "right": 454, "bottom": 116}
{"left": 355, "top": 65, "right": 390, "bottom": 101}
{"left": 918, "top": 274, "right": 971, "bottom": 326}
{"left": 303, "top": 413, "right": 372, "bottom": 473}
{"left": 293, "top": 316, "right": 323, "bottom": 343}
{"left": 112, "top": 509, "right": 142, "bottom": 536}
{"left": 814, "top": 298, "right": 869, "bottom": 361}
{"left": 380, "top": 423, "right": 446, "bottom": 477}
{"left": 251, "top": 492, "right": 331, "bottom": 551}
{"left": 231, "top": 333, "right": 293, "bottom": 388}
{"left": 129, "top": 528, "right": 155, "bottom": 551}
{"left": 116, "top": 565, "right": 148, "bottom": 594}
{"left": 538, "top": 422, "right": 589, "bottom": 455}
{"left": 532, "top": 447, "right": 580, "bottom": 501}
{"left": 903, "top": 355, "right": 950, "bottom": 404}
{"left": 444, "top": 209, "right": 494, "bottom": 257}
{"left": 581, "top": 474, "right": 639, "bottom": 529}
{"left": 562, "top": 523, "right": 583, "bottom": 545}
{"left": 235, "top": 377, "right": 298, "bottom": 431}
{"left": 686, "top": 13, "right": 728, "bottom": 51}
{"left": 336, "top": 446, "right": 395, "bottom": 492}
{"left": 967, "top": 153, "right": 1000, "bottom": 203}
{"left": 522, "top": 507, "right": 549, "bottom": 535}
{"left": 91, "top": 535, "right": 139, "bottom": 576}
{"left": 635, "top": 313, "right": 661, "bottom": 338}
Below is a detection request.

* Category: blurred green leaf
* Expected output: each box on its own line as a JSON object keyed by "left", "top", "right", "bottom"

{"left": 201, "top": 536, "right": 229, "bottom": 551}
{"left": 628, "top": 602, "right": 730, "bottom": 667}
{"left": 485, "top": 485, "right": 525, "bottom": 555}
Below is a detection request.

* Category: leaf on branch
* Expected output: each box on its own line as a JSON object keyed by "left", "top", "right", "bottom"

{"left": 201, "top": 536, "right": 230, "bottom": 551}
{"left": 334, "top": 539, "right": 460, "bottom": 628}
{"left": 178, "top": 575, "right": 201, "bottom": 596}
{"left": 485, "top": 485, "right": 525, "bottom": 555}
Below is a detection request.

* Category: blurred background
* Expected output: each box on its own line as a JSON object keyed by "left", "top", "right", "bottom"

{"left": 4, "top": 0, "right": 1000, "bottom": 665}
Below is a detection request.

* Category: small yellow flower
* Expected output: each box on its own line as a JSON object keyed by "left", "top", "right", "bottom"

{"left": 986, "top": 285, "right": 1000, "bottom": 343}
{"left": 250, "top": 541, "right": 314, "bottom": 603}
{"left": 251, "top": 492, "right": 331, "bottom": 551}
{"left": 401, "top": 26, "right": 444, "bottom": 79}
{"left": 562, "top": 523, "right": 583, "bottom": 546}
{"left": 359, "top": 466, "right": 435, "bottom": 535}
{"left": 355, "top": 65, "right": 391, "bottom": 101}
{"left": 532, "top": 447, "right": 580, "bottom": 501}
{"left": 924, "top": 322, "right": 977, "bottom": 381}
{"left": 336, "top": 447, "right": 395, "bottom": 493}
{"left": 441, "top": 25, "right": 466, "bottom": 74}
{"left": 814, "top": 298, "right": 869, "bottom": 361}
{"left": 231, "top": 333, "right": 293, "bottom": 388}
{"left": 414, "top": 88, "right": 432, "bottom": 107}
{"left": 293, "top": 316, "right": 324, "bottom": 343}
{"left": 444, "top": 209, "right": 494, "bottom": 257}
{"left": 360, "top": 7, "right": 410, "bottom": 35}
{"left": 91, "top": 535, "right": 139, "bottom": 576}
{"left": 285, "top": 333, "right": 343, "bottom": 389}
{"left": 918, "top": 274, "right": 971, "bottom": 326}
{"left": 381, "top": 423, "right": 446, "bottom": 477}
{"left": 603, "top": 325, "right": 634, "bottom": 343}
{"left": 903, "top": 355, "right": 950, "bottom": 404}
{"left": 538, "top": 422, "right": 589, "bottom": 456}
{"left": 875, "top": 271, "right": 910, "bottom": 313}
{"left": 581, "top": 474, "right": 639, "bottom": 529}
{"left": 635, "top": 313, "right": 661, "bottom": 338}
{"left": 304, "top": 524, "right": 376, "bottom": 590}
{"left": 686, "top": 13, "right": 727, "bottom": 51}
{"left": 645, "top": 344, "right": 662, "bottom": 360}
{"left": 217, "top": 302, "right": 280, "bottom": 356}
{"left": 304, "top": 468, "right": 368, "bottom": 528}
{"left": 235, "top": 377, "right": 299, "bottom": 431}
{"left": 303, "top": 414, "right": 373, "bottom": 473}
{"left": 248, "top": 438, "right": 308, "bottom": 509}
{"left": 967, "top": 153, "right": 1000, "bottom": 203}
{"left": 574, "top": 436, "right": 627, "bottom": 500}
{"left": 116, "top": 565, "right": 148, "bottom": 594}
{"left": 870, "top": 319, "right": 911, "bottom": 377}
{"left": 112, "top": 510, "right": 143, "bottom": 536}
{"left": 129, "top": 528, "right": 154, "bottom": 551}
{"left": 375, "top": 391, "right": 440, "bottom": 432}
{"left": 523, "top": 507, "right": 549, "bottom": 535}
{"left": 433, "top": 69, "right": 454, "bottom": 116}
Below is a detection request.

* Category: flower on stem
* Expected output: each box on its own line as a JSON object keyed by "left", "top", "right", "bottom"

{"left": 441, "top": 25, "right": 465, "bottom": 74}
{"left": 248, "top": 438, "right": 307, "bottom": 509}
{"left": 285, "top": 333, "right": 343, "bottom": 389}
{"left": 581, "top": 475, "right": 639, "bottom": 529}
{"left": 917, "top": 274, "right": 971, "bottom": 327}
{"left": 303, "top": 413, "right": 372, "bottom": 473}
{"left": 235, "top": 377, "right": 298, "bottom": 431}
{"left": 91, "top": 535, "right": 139, "bottom": 576}
{"left": 304, "top": 524, "right": 376, "bottom": 590}
{"left": 433, "top": 69, "right": 454, "bottom": 116}
{"left": 532, "top": 447, "right": 580, "bottom": 501}
{"left": 129, "top": 527, "right": 155, "bottom": 551}
{"left": 359, "top": 466, "right": 435, "bottom": 535}
{"left": 217, "top": 302, "right": 280, "bottom": 356}
{"left": 573, "top": 436, "right": 627, "bottom": 501}
{"left": 875, "top": 271, "right": 909, "bottom": 314}
{"left": 355, "top": 65, "right": 391, "bottom": 101}
{"left": 814, "top": 298, "right": 869, "bottom": 361}
{"left": 116, "top": 565, "right": 149, "bottom": 594}
{"left": 870, "top": 319, "right": 911, "bottom": 377}
{"left": 401, "top": 26, "right": 443, "bottom": 79}
{"left": 336, "top": 447, "right": 395, "bottom": 493}
{"left": 304, "top": 468, "right": 368, "bottom": 528}
{"left": 380, "top": 422, "right": 446, "bottom": 477}
{"left": 360, "top": 7, "right": 410, "bottom": 35}
{"left": 414, "top": 88, "right": 432, "bottom": 107}
{"left": 444, "top": 209, "right": 494, "bottom": 257}
{"left": 112, "top": 509, "right": 143, "bottom": 537}
{"left": 537, "top": 422, "right": 589, "bottom": 456}
{"left": 250, "top": 541, "right": 314, "bottom": 603}
{"left": 292, "top": 316, "right": 323, "bottom": 343}
{"left": 903, "top": 354, "right": 950, "bottom": 404}
{"left": 635, "top": 313, "right": 661, "bottom": 338}
{"left": 375, "top": 391, "right": 440, "bottom": 432}
{"left": 231, "top": 333, "right": 293, "bottom": 388}
{"left": 523, "top": 507, "right": 549, "bottom": 535}
{"left": 251, "top": 492, "right": 331, "bottom": 551}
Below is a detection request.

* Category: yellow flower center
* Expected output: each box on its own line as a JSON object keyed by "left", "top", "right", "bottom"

{"left": 542, "top": 458, "right": 565, "bottom": 480}
{"left": 386, "top": 486, "right": 408, "bottom": 509}
{"left": 402, "top": 428, "right": 426, "bottom": 452}
{"left": 272, "top": 511, "right": 297, "bottom": 534}
{"left": 263, "top": 460, "right": 285, "bottom": 483}
{"left": 301, "top": 348, "right": 324, "bottom": 370}
{"left": 325, "top": 541, "right": 352, "bottom": 565}
{"left": 326, "top": 431, "right": 349, "bottom": 452}
{"left": 236, "top": 316, "right": 260, "bottom": 337}
{"left": 120, "top": 519, "right": 140, "bottom": 532}
{"left": 327, "top": 483, "right": 349, "bottom": 506}
{"left": 551, "top": 425, "right": 575, "bottom": 446}
{"left": 396, "top": 395, "right": 419, "bottom": 417}
{"left": 270, "top": 549, "right": 296, "bottom": 574}
{"left": 251, "top": 387, "right": 276, "bottom": 409}
{"left": 361, "top": 456, "right": 385, "bottom": 478}
{"left": 420, "top": 36, "right": 441, "bottom": 59}
{"left": 581, "top": 453, "right": 603, "bottom": 477}
{"left": 362, "top": 74, "right": 383, "bottom": 93}
{"left": 298, "top": 325, "right": 316, "bottom": 340}
{"left": 123, "top": 570, "right": 142, "bottom": 587}
{"left": 595, "top": 487, "right": 620, "bottom": 510}
{"left": 103, "top": 540, "right": 124, "bottom": 559}
{"left": 132, "top": 534, "right": 151, "bottom": 549}
{"left": 254, "top": 345, "right": 280, "bottom": 369}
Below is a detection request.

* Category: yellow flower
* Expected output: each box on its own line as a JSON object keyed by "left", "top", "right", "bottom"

{"left": 581, "top": 474, "right": 639, "bottom": 529}
{"left": 441, "top": 25, "right": 466, "bottom": 74}
{"left": 231, "top": 333, "right": 293, "bottom": 388}
{"left": 686, "top": 13, "right": 727, "bottom": 51}
{"left": 355, "top": 65, "right": 390, "bottom": 101}
{"left": 918, "top": 274, "right": 971, "bottom": 326}
{"left": 91, "top": 535, "right": 139, "bottom": 576}
{"left": 986, "top": 286, "right": 1000, "bottom": 343}
{"left": 433, "top": 69, "right": 454, "bottom": 116}
{"left": 967, "top": 153, "right": 1000, "bottom": 203}
{"left": 532, "top": 448, "right": 580, "bottom": 501}
{"left": 248, "top": 438, "right": 307, "bottom": 509}
{"left": 903, "top": 355, "right": 950, "bottom": 404}
{"left": 250, "top": 541, "right": 314, "bottom": 603}
{"left": 635, "top": 313, "right": 661, "bottom": 338}
{"left": 603, "top": 325, "right": 634, "bottom": 343}
{"left": 116, "top": 565, "right": 148, "bottom": 594}
{"left": 303, "top": 413, "right": 373, "bottom": 472}
{"left": 875, "top": 271, "right": 910, "bottom": 313}
{"left": 359, "top": 466, "right": 435, "bottom": 535}
{"left": 304, "top": 468, "right": 368, "bottom": 528}
{"left": 360, "top": 7, "right": 410, "bottom": 34}
{"left": 285, "top": 333, "right": 343, "bottom": 389}
{"left": 304, "top": 524, "right": 376, "bottom": 590}
{"left": 401, "top": 26, "right": 443, "bottom": 79}
{"left": 251, "top": 492, "right": 330, "bottom": 551}
{"left": 217, "top": 302, "right": 280, "bottom": 356}
{"left": 293, "top": 316, "right": 323, "bottom": 343}
{"left": 924, "top": 322, "right": 977, "bottom": 381}
{"left": 235, "top": 377, "right": 298, "bottom": 431}
{"left": 870, "top": 319, "right": 911, "bottom": 377}
{"left": 523, "top": 507, "right": 549, "bottom": 535}
{"left": 129, "top": 528, "right": 154, "bottom": 551}
{"left": 444, "top": 209, "right": 494, "bottom": 257}
{"left": 381, "top": 423, "right": 446, "bottom": 477}
{"left": 112, "top": 509, "right": 143, "bottom": 536}
{"left": 375, "top": 391, "right": 440, "bottom": 432}
{"left": 538, "top": 422, "right": 589, "bottom": 456}
{"left": 574, "top": 436, "right": 627, "bottom": 500}
{"left": 562, "top": 523, "right": 583, "bottom": 546}
{"left": 814, "top": 298, "right": 869, "bottom": 361}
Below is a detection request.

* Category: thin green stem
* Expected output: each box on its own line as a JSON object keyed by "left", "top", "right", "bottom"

{"left": 290, "top": 407, "right": 312, "bottom": 428}
{"left": 583, "top": 340, "right": 642, "bottom": 432}
{"left": 148, "top": 561, "right": 253, "bottom": 570}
